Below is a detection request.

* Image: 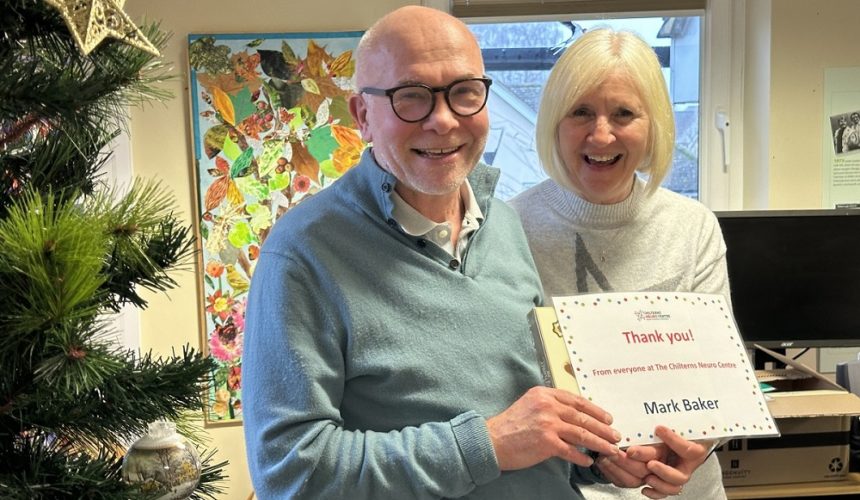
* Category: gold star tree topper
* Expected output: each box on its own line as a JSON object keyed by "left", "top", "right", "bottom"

{"left": 43, "top": 0, "right": 160, "bottom": 56}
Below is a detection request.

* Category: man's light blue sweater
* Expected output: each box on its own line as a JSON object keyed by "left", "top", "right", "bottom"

{"left": 243, "top": 151, "right": 587, "bottom": 499}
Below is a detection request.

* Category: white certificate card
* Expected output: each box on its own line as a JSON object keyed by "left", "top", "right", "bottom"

{"left": 552, "top": 292, "right": 777, "bottom": 446}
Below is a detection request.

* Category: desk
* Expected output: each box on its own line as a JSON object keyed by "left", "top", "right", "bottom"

{"left": 726, "top": 472, "right": 860, "bottom": 499}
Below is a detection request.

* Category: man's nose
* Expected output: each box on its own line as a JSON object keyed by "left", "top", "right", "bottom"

{"left": 422, "top": 92, "right": 459, "bottom": 134}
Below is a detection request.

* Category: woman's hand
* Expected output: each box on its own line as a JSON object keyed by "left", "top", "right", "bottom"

{"left": 595, "top": 425, "right": 715, "bottom": 498}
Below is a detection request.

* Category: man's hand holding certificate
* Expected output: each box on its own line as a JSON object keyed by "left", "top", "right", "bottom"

{"left": 548, "top": 292, "right": 777, "bottom": 447}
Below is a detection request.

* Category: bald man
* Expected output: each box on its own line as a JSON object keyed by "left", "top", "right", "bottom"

{"left": 243, "top": 7, "right": 705, "bottom": 499}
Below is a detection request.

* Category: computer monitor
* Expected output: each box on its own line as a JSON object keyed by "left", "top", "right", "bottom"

{"left": 715, "top": 209, "right": 860, "bottom": 349}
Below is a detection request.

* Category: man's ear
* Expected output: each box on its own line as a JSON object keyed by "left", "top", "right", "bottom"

{"left": 349, "top": 93, "right": 373, "bottom": 143}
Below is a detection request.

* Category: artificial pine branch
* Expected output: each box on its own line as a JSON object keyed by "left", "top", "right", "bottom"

{"left": 0, "top": 189, "right": 108, "bottom": 338}
{"left": 9, "top": 347, "right": 212, "bottom": 449}
{"left": 100, "top": 180, "right": 197, "bottom": 311}
{"left": 0, "top": 123, "right": 111, "bottom": 216}
{"left": 191, "top": 449, "right": 229, "bottom": 500}
{"left": 0, "top": 436, "right": 144, "bottom": 500}
{"left": 1, "top": 2, "right": 172, "bottom": 145}
{"left": 2, "top": 0, "right": 172, "bottom": 209}
{"left": 0, "top": 430, "right": 227, "bottom": 500}
{"left": 0, "top": 184, "right": 214, "bottom": 496}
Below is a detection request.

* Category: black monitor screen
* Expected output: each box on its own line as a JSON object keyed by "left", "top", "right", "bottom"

{"left": 715, "top": 209, "right": 860, "bottom": 349}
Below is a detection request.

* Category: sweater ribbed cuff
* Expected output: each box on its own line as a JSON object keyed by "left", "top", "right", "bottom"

{"left": 451, "top": 411, "right": 500, "bottom": 486}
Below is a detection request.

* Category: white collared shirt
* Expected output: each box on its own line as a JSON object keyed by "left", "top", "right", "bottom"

{"left": 390, "top": 181, "right": 484, "bottom": 259}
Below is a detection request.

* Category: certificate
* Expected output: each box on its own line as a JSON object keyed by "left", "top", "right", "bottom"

{"left": 541, "top": 292, "right": 777, "bottom": 447}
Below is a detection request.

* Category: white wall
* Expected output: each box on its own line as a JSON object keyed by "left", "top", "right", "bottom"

{"left": 766, "top": 0, "right": 860, "bottom": 208}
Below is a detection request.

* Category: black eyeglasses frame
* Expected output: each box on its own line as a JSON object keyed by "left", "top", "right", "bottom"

{"left": 359, "top": 77, "right": 493, "bottom": 123}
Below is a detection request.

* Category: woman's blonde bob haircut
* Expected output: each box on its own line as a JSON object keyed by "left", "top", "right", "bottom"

{"left": 536, "top": 28, "right": 675, "bottom": 196}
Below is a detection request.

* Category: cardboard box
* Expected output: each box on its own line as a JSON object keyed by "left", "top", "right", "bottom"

{"left": 716, "top": 345, "right": 860, "bottom": 486}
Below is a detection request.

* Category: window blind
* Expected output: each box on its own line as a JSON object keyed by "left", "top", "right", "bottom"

{"left": 451, "top": 0, "right": 706, "bottom": 18}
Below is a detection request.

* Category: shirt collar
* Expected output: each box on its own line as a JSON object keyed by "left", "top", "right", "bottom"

{"left": 391, "top": 180, "right": 484, "bottom": 237}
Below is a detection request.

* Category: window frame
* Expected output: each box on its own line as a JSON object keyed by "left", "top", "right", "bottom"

{"left": 101, "top": 129, "right": 142, "bottom": 352}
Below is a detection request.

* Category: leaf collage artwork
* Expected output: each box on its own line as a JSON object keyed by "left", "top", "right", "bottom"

{"left": 188, "top": 32, "right": 366, "bottom": 423}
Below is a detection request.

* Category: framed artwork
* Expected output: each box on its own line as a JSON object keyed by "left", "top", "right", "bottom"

{"left": 187, "top": 31, "right": 366, "bottom": 424}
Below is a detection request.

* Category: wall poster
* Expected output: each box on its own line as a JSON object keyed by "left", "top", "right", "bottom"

{"left": 187, "top": 31, "right": 366, "bottom": 424}
{"left": 823, "top": 67, "right": 860, "bottom": 208}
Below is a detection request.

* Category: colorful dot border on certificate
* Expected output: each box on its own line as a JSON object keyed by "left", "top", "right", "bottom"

{"left": 553, "top": 292, "right": 775, "bottom": 444}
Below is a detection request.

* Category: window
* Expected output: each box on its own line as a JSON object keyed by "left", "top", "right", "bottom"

{"left": 470, "top": 16, "right": 701, "bottom": 200}
{"left": 441, "top": 0, "right": 742, "bottom": 209}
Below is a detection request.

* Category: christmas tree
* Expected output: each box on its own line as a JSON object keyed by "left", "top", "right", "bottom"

{"left": 1, "top": 1, "right": 227, "bottom": 498}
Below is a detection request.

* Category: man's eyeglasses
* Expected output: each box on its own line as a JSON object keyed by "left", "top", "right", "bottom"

{"left": 359, "top": 77, "right": 493, "bottom": 123}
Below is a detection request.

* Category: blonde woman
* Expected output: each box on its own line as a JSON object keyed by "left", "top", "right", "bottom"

{"left": 511, "top": 28, "right": 728, "bottom": 500}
